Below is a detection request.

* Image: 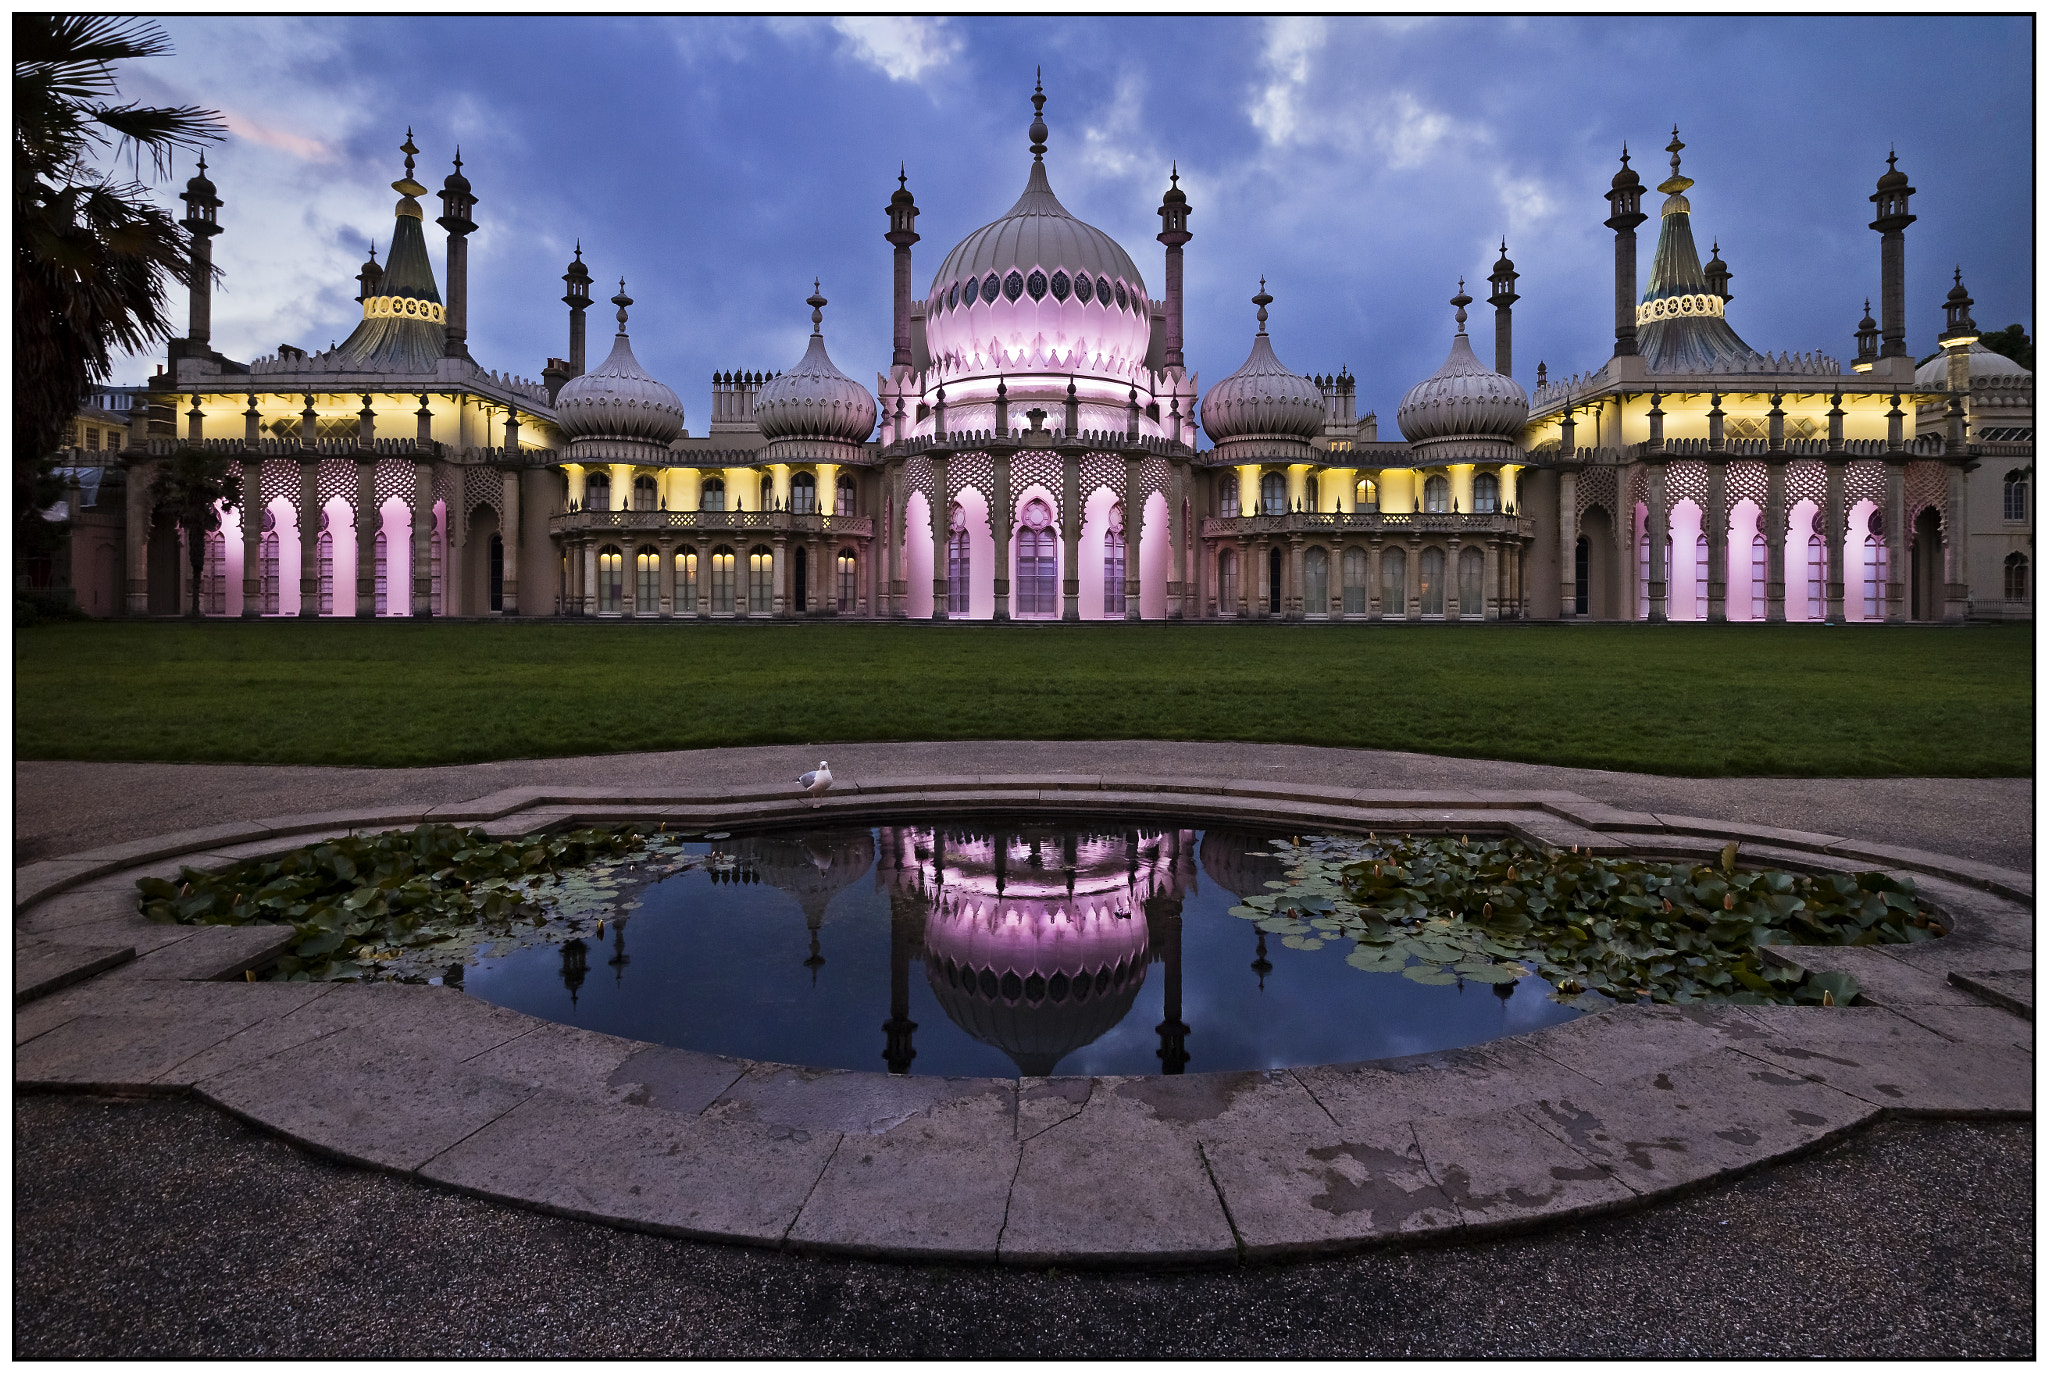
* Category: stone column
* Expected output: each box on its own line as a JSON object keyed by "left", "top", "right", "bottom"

{"left": 296, "top": 460, "right": 320, "bottom": 617}
{"left": 240, "top": 459, "right": 263, "bottom": 617}
{"left": 124, "top": 458, "right": 153, "bottom": 616}
{"left": 500, "top": 466, "right": 522, "bottom": 615}
{"left": 1705, "top": 458, "right": 1729, "bottom": 622}
{"left": 773, "top": 531, "right": 790, "bottom": 617}
{"left": 928, "top": 453, "right": 949, "bottom": 620}
{"left": 806, "top": 533, "right": 823, "bottom": 615}
{"left": 411, "top": 462, "right": 434, "bottom": 616}
{"left": 1944, "top": 460, "right": 1971, "bottom": 622}
{"left": 1060, "top": 449, "right": 1081, "bottom": 621}
{"left": 991, "top": 450, "right": 1013, "bottom": 622}
{"left": 1123, "top": 454, "right": 1144, "bottom": 620}
{"left": 1235, "top": 537, "right": 1251, "bottom": 617}
{"left": 1367, "top": 535, "right": 1383, "bottom": 620}
{"left": 1408, "top": 534, "right": 1425, "bottom": 617}
{"left": 1824, "top": 459, "right": 1848, "bottom": 622}
{"left": 1445, "top": 535, "right": 1463, "bottom": 619}
{"left": 1884, "top": 458, "right": 1908, "bottom": 623}
{"left": 1764, "top": 461, "right": 1788, "bottom": 623}
{"left": 1557, "top": 465, "right": 1578, "bottom": 619}
{"left": 582, "top": 541, "right": 598, "bottom": 616}
{"left": 887, "top": 461, "right": 906, "bottom": 618}
{"left": 1645, "top": 460, "right": 1669, "bottom": 622}
{"left": 1483, "top": 536, "right": 1501, "bottom": 621}
{"left": 355, "top": 461, "right": 378, "bottom": 616}
{"left": 1285, "top": 533, "right": 1305, "bottom": 621}
{"left": 1167, "top": 460, "right": 1187, "bottom": 619}
{"left": 657, "top": 535, "right": 675, "bottom": 616}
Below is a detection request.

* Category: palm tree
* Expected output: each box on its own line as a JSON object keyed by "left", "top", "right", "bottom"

{"left": 148, "top": 447, "right": 241, "bottom": 617}
{"left": 15, "top": 15, "right": 223, "bottom": 573}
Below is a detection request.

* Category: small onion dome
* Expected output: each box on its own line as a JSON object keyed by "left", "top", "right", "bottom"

{"left": 554, "top": 281, "right": 685, "bottom": 443}
{"left": 1197, "top": 281, "right": 1324, "bottom": 444}
{"left": 754, "top": 285, "right": 877, "bottom": 444}
{"left": 1914, "top": 341, "right": 2030, "bottom": 386}
{"left": 1611, "top": 144, "right": 1642, "bottom": 191}
{"left": 1397, "top": 282, "right": 1530, "bottom": 443}
{"left": 1876, "top": 149, "right": 1910, "bottom": 192}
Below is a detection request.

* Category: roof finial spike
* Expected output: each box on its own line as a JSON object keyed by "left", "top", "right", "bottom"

{"left": 368, "top": 238, "right": 377, "bottom": 264}
{"left": 1451, "top": 277, "right": 1472, "bottom": 333}
{"left": 1029, "top": 71, "right": 1049, "bottom": 161}
{"left": 612, "top": 277, "right": 632, "bottom": 334}
{"left": 452, "top": 145, "right": 462, "bottom": 172}
{"left": 573, "top": 239, "right": 582, "bottom": 261}
{"left": 898, "top": 163, "right": 907, "bottom": 190}
{"left": 808, "top": 279, "right": 827, "bottom": 335}
{"left": 1252, "top": 276, "right": 1272, "bottom": 334}
{"left": 196, "top": 151, "right": 207, "bottom": 173}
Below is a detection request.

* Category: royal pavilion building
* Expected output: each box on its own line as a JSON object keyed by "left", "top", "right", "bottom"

{"left": 53, "top": 90, "right": 2031, "bottom": 624}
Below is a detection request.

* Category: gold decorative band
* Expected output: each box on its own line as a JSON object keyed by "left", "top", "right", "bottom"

{"left": 1636, "top": 293, "right": 1724, "bottom": 327}
{"left": 363, "top": 295, "right": 446, "bottom": 324}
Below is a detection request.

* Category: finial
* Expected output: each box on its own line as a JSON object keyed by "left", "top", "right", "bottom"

{"left": 1170, "top": 161, "right": 1179, "bottom": 186}
{"left": 1253, "top": 276, "right": 1271, "bottom": 333}
{"left": 1887, "top": 146, "right": 1897, "bottom": 171}
{"left": 898, "top": 163, "right": 907, "bottom": 190}
{"left": 1029, "top": 71, "right": 1048, "bottom": 160}
{"left": 196, "top": 152, "right": 207, "bottom": 174}
{"left": 573, "top": 239, "right": 582, "bottom": 262}
{"left": 1452, "top": 278, "right": 1470, "bottom": 332}
{"left": 612, "top": 278, "right": 632, "bottom": 334}
{"left": 452, "top": 145, "right": 462, "bottom": 171}
{"left": 402, "top": 128, "right": 417, "bottom": 175}
{"left": 808, "top": 279, "right": 826, "bottom": 334}
{"left": 1620, "top": 141, "right": 1630, "bottom": 167}
{"left": 368, "top": 239, "right": 377, "bottom": 264}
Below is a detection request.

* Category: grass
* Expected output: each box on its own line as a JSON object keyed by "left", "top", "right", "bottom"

{"left": 12, "top": 619, "right": 2032, "bottom": 776}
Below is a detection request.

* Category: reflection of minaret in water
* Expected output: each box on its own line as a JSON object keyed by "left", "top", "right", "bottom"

{"left": 608, "top": 916, "right": 630, "bottom": 986}
{"left": 1251, "top": 929, "right": 1272, "bottom": 990}
{"left": 560, "top": 938, "right": 589, "bottom": 1008}
{"left": 1149, "top": 892, "right": 1189, "bottom": 1074}
{"left": 882, "top": 892, "right": 920, "bottom": 1073}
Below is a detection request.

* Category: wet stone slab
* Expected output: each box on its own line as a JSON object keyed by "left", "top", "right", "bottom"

{"left": 1409, "top": 1104, "right": 1636, "bottom": 1236}
{"left": 1735, "top": 1035, "right": 2034, "bottom": 1118}
{"left": 1947, "top": 969, "right": 2033, "bottom": 1019}
{"left": 1889, "top": 1004, "right": 2036, "bottom": 1050}
{"left": 705, "top": 1063, "right": 1005, "bottom": 1137}
{"left": 463, "top": 1022, "right": 648, "bottom": 1100}
{"left": 419, "top": 1088, "right": 840, "bottom": 1246}
{"left": 15, "top": 938, "right": 133, "bottom": 1007}
{"left": 605, "top": 1045, "right": 752, "bottom": 1115}
{"left": 1761, "top": 946, "right": 1982, "bottom": 1007}
{"left": 1510, "top": 1002, "right": 1772, "bottom": 1085}
{"left": 1295, "top": 1037, "right": 1603, "bottom": 1130}
{"left": 100, "top": 924, "right": 298, "bottom": 983}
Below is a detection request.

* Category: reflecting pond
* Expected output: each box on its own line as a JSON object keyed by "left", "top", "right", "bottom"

{"left": 463, "top": 821, "right": 1582, "bottom": 1077}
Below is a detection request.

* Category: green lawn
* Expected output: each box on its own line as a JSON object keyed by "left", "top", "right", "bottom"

{"left": 12, "top": 620, "right": 2032, "bottom": 776}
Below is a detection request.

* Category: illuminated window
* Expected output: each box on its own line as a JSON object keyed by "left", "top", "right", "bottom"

{"left": 1863, "top": 533, "right": 1887, "bottom": 618}
{"left": 835, "top": 474, "right": 854, "bottom": 515}
{"left": 747, "top": 544, "right": 773, "bottom": 611}
{"left": 1049, "top": 271, "right": 1070, "bottom": 301}
{"left": 1420, "top": 546, "right": 1445, "bottom": 616}
{"left": 982, "top": 272, "right": 999, "bottom": 303}
{"left": 1017, "top": 504, "right": 1057, "bottom": 616}
{"left": 676, "top": 549, "right": 698, "bottom": 612}
{"left": 1096, "top": 276, "right": 1113, "bottom": 305}
{"left": 1458, "top": 545, "right": 1483, "bottom": 617}
{"left": 1259, "top": 472, "right": 1286, "bottom": 515}
{"left": 1695, "top": 534, "right": 1708, "bottom": 617}
{"left": 430, "top": 511, "right": 443, "bottom": 614}
{"left": 1103, "top": 507, "right": 1126, "bottom": 615}
{"left": 1423, "top": 475, "right": 1450, "bottom": 513}
{"left": 700, "top": 477, "right": 725, "bottom": 512}
{"left": 1751, "top": 535, "right": 1767, "bottom": 618}
{"left": 1113, "top": 281, "right": 1129, "bottom": 310}
{"left": 1003, "top": 271, "right": 1024, "bottom": 302}
{"left": 1218, "top": 548, "right": 1239, "bottom": 613}
{"left": 583, "top": 473, "right": 610, "bottom": 512}
{"left": 636, "top": 545, "right": 659, "bottom": 612}
{"left": 317, "top": 529, "right": 333, "bottom": 615}
{"left": 1219, "top": 478, "right": 1240, "bottom": 518}
{"left": 261, "top": 519, "right": 279, "bottom": 614}
{"left": 2005, "top": 552, "right": 2028, "bottom": 601}
{"left": 836, "top": 550, "right": 857, "bottom": 612}
{"left": 373, "top": 530, "right": 388, "bottom": 615}
{"left": 1355, "top": 478, "right": 1377, "bottom": 510}
{"left": 2004, "top": 470, "right": 2028, "bottom": 522}
{"left": 947, "top": 526, "right": 971, "bottom": 614}
{"left": 790, "top": 472, "right": 818, "bottom": 514}
{"left": 596, "top": 545, "right": 623, "bottom": 614}
{"left": 1026, "top": 270, "right": 1047, "bottom": 301}
{"left": 1806, "top": 533, "right": 1825, "bottom": 618}
{"left": 1473, "top": 473, "right": 1500, "bottom": 513}
{"left": 633, "top": 475, "right": 657, "bottom": 511}
{"left": 759, "top": 475, "right": 774, "bottom": 509}
{"left": 1075, "top": 274, "right": 1094, "bottom": 303}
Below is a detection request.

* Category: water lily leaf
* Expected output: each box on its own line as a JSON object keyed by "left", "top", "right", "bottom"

{"left": 1454, "top": 962, "right": 1522, "bottom": 983}
{"left": 1401, "top": 965, "right": 1458, "bottom": 985}
{"left": 1280, "top": 935, "right": 1325, "bottom": 951}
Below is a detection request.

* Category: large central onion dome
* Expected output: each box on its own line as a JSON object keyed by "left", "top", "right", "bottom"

{"left": 1397, "top": 282, "right": 1529, "bottom": 444}
{"left": 1198, "top": 281, "right": 1325, "bottom": 453}
{"left": 921, "top": 80, "right": 1152, "bottom": 381}
{"left": 555, "top": 281, "right": 685, "bottom": 444}
{"left": 754, "top": 285, "right": 877, "bottom": 445}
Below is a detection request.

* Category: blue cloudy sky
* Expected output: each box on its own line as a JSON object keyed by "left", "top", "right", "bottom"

{"left": 110, "top": 16, "right": 2030, "bottom": 425}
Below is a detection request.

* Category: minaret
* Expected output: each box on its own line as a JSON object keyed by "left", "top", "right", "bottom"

{"left": 884, "top": 167, "right": 920, "bottom": 372}
{"left": 1869, "top": 150, "right": 1916, "bottom": 361}
{"left": 435, "top": 148, "right": 477, "bottom": 360}
{"left": 353, "top": 241, "right": 382, "bottom": 305}
{"left": 562, "top": 243, "right": 592, "bottom": 377}
{"left": 1939, "top": 267, "right": 1979, "bottom": 445}
{"left": 1156, "top": 164, "right": 1192, "bottom": 373}
{"left": 1704, "top": 239, "right": 1731, "bottom": 304}
{"left": 177, "top": 154, "right": 222, "bottom": 350}
{"left": 1603, "top": 143, "right": 1647, "bottom": 358}
{"left": 1853, "top": 299, "right": 1881, "bottom": 372}
{"left": 1487, "top": 238, "right": 1518, "bottom": 377}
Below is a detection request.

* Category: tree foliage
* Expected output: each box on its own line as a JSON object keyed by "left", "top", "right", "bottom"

{"left": 147, "top": 446, "right": 241, "bottom": 616}
{"left": 1977, "top": 323, "right": 2032, "bottom": 373}
{"left": 14, "top": 15, "right": 223, "bottom": 567}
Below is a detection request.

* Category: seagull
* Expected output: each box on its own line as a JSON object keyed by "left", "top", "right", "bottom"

{"left": 797, "top": 760, "right": 833, "bottom": 806}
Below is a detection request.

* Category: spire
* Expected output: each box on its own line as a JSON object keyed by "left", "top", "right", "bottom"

{"left": 391, "top": 128, "right": 427, "bottom": 215}
{"left": 1658, "top": 125, "right": 1694, "bottom": 196}
{"left": 1028, "top": 69, "right": 1048, "bottom": 161}
{"left": 808, "top": 279, "right": 826, "bottom": 335}
{"left": 613, "top": 278, "right": 632, "bottom": 334}
{"left": 1451, "top": 278, "right": 1471, "bottom": 333}
{"left": 1253, "top": 277, "right": 1271, "bottom": 334}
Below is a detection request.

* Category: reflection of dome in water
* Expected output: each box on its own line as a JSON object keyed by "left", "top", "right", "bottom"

{"left": 883, "top": 824, "right": 1196, "bottom": 1076}
{"left": 732, "top": 828, "right": 875, "bottom": 927}
{"left": 1199, "top": 829, "right": 1291, "bottom": 899}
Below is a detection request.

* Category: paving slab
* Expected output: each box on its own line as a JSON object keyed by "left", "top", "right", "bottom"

{"left": 705, "top": 1062, "right": 1005, "bottom": 1136}
{"left": 1945, "top": 970, "right": 2033, "bottom": 1019}
{"left": 1516, "top": 1048, "right": 1879, "bottom": 1199}
{"left": 1015, "top": 1076, "right": 1092, "bottom": 1140}
{"left": 198, "top": 1026, "right": 537, "bottom": 1173}
{"left": 1735, "top": 1036, "right": 2033, "bottom": 1118}
{"left": 15, "top": 886, "right": 144, "bottom": 934}
{"left": 463, "top": 1022, "right": 648, "bottom": 1100}
{"left": 1294, "top": 1037, "right": 1599, "bottom": 1130}
{"left": 1511, "top": 1003, "right": 1771, "bottom": 1085}
{"left": 1409, "top": 1103, "right": 1636, "bottom": 1237}
{"left": 1887, "top": 1004, "right": 2037, "bottom": 1051}
{"left": 1727, "top": 1003, "right": 1951, "bottom": 1048}
{"left": 13, "top": 859, "right": 114, "bottom": 911}
{"left": 100, "top": 924, "right": 298, "bottom": 982}
{"left": 18, "top": 1012, "right": 285, "bottom": 1091}
{"left": 27, "top": 917, "right": 197, "bottom": 957}
{"left": 1001, "top": 1076, "right": 1238, "bottom": 1266}
{"left": 418, "top": 1088, "right": 839, "bottom": 1245}
{"left": 15, "top": 939, "right": 133, "bottom": 1006}
{"left": 1760, "top": 946, "right": 1982, "bottom": 1007}
{"left": 14, "top": 976, "right": 333, "bottom": 1060}
{"left": 604, "top": 1045, "right": 752, "bottom": 1115}
{"left": 786, "top": 1080, "right": 1019, "bottom": 1260}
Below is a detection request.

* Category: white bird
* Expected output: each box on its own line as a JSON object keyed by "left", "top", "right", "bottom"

{"left": 797, "top": 760, "right": 833, "bottom": 806}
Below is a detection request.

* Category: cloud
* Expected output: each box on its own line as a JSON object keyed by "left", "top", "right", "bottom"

{"left": 1248, "top": 17, "right": 1325, "bottom": 146}
{"left": 829, "top": 17, "right": 962, "bottom": 84}
{"left": 219, "top": 108, "right": 334, "bottom": 162}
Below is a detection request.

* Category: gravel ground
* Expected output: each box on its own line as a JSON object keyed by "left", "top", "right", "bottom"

{"left": 13, "top": 1095, "right": 2033, "bottom": 1359}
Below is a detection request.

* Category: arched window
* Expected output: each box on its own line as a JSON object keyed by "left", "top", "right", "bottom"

{"left": 1382, "top": 548, "right": 1407, "bottom": 617}
{"left": 1219, "top": 478, "right": 1241, "bottom": 518}
{"left": 635, "top": 545, "right": 659, "bottom": 613}
{"left": 791, "top": 472, "right": 818, "bottom": 514}
{"left": 1423, "top": 475, "right": 1450, "bottom": 513}
{"left": 1016, "top": 501, "right": 1057, "bottom": 616}
{"left": 1103, "top": 505, "right": 1126, "bottom": 614}
{"left": 1341, "top": 546, "right": 1367, "bottom": 614}
{"left": 1458, "top": 545, "right": 1483, "bottom": 617}
{"left": 1806, "top": 533, "right": 1825, "bottom": 619}
{"left": 1695, "top": 533, "right": 1709, "bottom": 617}
{"left": 2004, "top": 469, "right": 2028, "bottom": 523}
{"left": 1218, "top": 547, "right": 1239, "bottom": 614}
{"left": 747, "top": 544, "right": 773, "bottom": 612}
{"left": 1302, "top": 479, "right": 1318, "bottom": 513}
{"left": 1259, "top": 472, "right": 1286, "bottom": 516}
{"left": 1862, "top": 530, "right": 1887, "bottom": 619}
{"left": 430, "top": 511, "right": 443, "bottom": 614}
{"left": 1303, "top": 545, "right": 1328, "bottom": 614}
{"left": 316, "top": 527, "right": 333, "bottom": 615}
{"left": 1419, "top": 546, "right": 1445, "bottom": 616}
{"left": 676, "top": 549, "right": 698, "bottom": 612}
{"left": 583, "top": 472, "right": 610, "bottom": 512}
{"left": 260, "top": 513, "right": 279, "bottom": 615}
{"left": 946, "top": 504, "right": 971, "bottom": 613}
{"left": 759, "top": 475, "right": 774, "bottom": 510}
{"left": 835, "top": 474, "right": 855, "bottom": 516}
{"left": 1637, "top": 531, "right": 1649, "bottom": 619}
{"left": 633, "top": 474, "right": 658, "bottom": 512}
{"left": 489, "top": 533, "right": 505, "bottom": 612}
{"left": 1355, "top": 478, "right": 1378, "bottom": 510}
{"left": 2005, "top": 551, "right": 2029, "bottom": 602}
{"left": 203, "top": 530, "right": 226, "bottom": 615}
{"left": 1751, "top": 534, "right": 1767, "bottom": 619}
{"left": 596, "top": 545, "right": 624, "bottom": 614}
{"left": 1473, "top": 473, "right": 1500, "bottom": 514}
{"left": 373, "top": 529, "right": 388, "bottom": 615}
{"left": 700, "top": 477, "right": 725, "bottom": 512}
{"left": 836, "top": 550, "right": 857, "bottom": 612}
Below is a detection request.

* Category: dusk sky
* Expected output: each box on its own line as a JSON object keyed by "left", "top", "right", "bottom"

{"left": 109, "top": 16, "right": 2031, "bottom": 428}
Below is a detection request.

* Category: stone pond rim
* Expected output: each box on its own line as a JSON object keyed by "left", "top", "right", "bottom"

{"left": 13, "top": 774, "right": 2033, "bottom": 1266}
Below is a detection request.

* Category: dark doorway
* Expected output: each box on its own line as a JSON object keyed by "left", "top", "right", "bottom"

{"left": 793, "top": 546, "right": 808, "bottom": 613}
{"left": 1578, "top": 506, "right": 1614, "bottom": 620}
{"left": 147, "top": 512, "right": 181, "bottom": 615}
{"left": 489, "top": 534, "right": 504, "bottom": 612}
{"left": 1268, "top": 545, "right": 1283, "bottom": 614}
{"left": 1911, "top": 507, "right": 1943, "bottom": 620}
{"left": 1574, "top": 536, "right": 1590, "bottom": 616}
